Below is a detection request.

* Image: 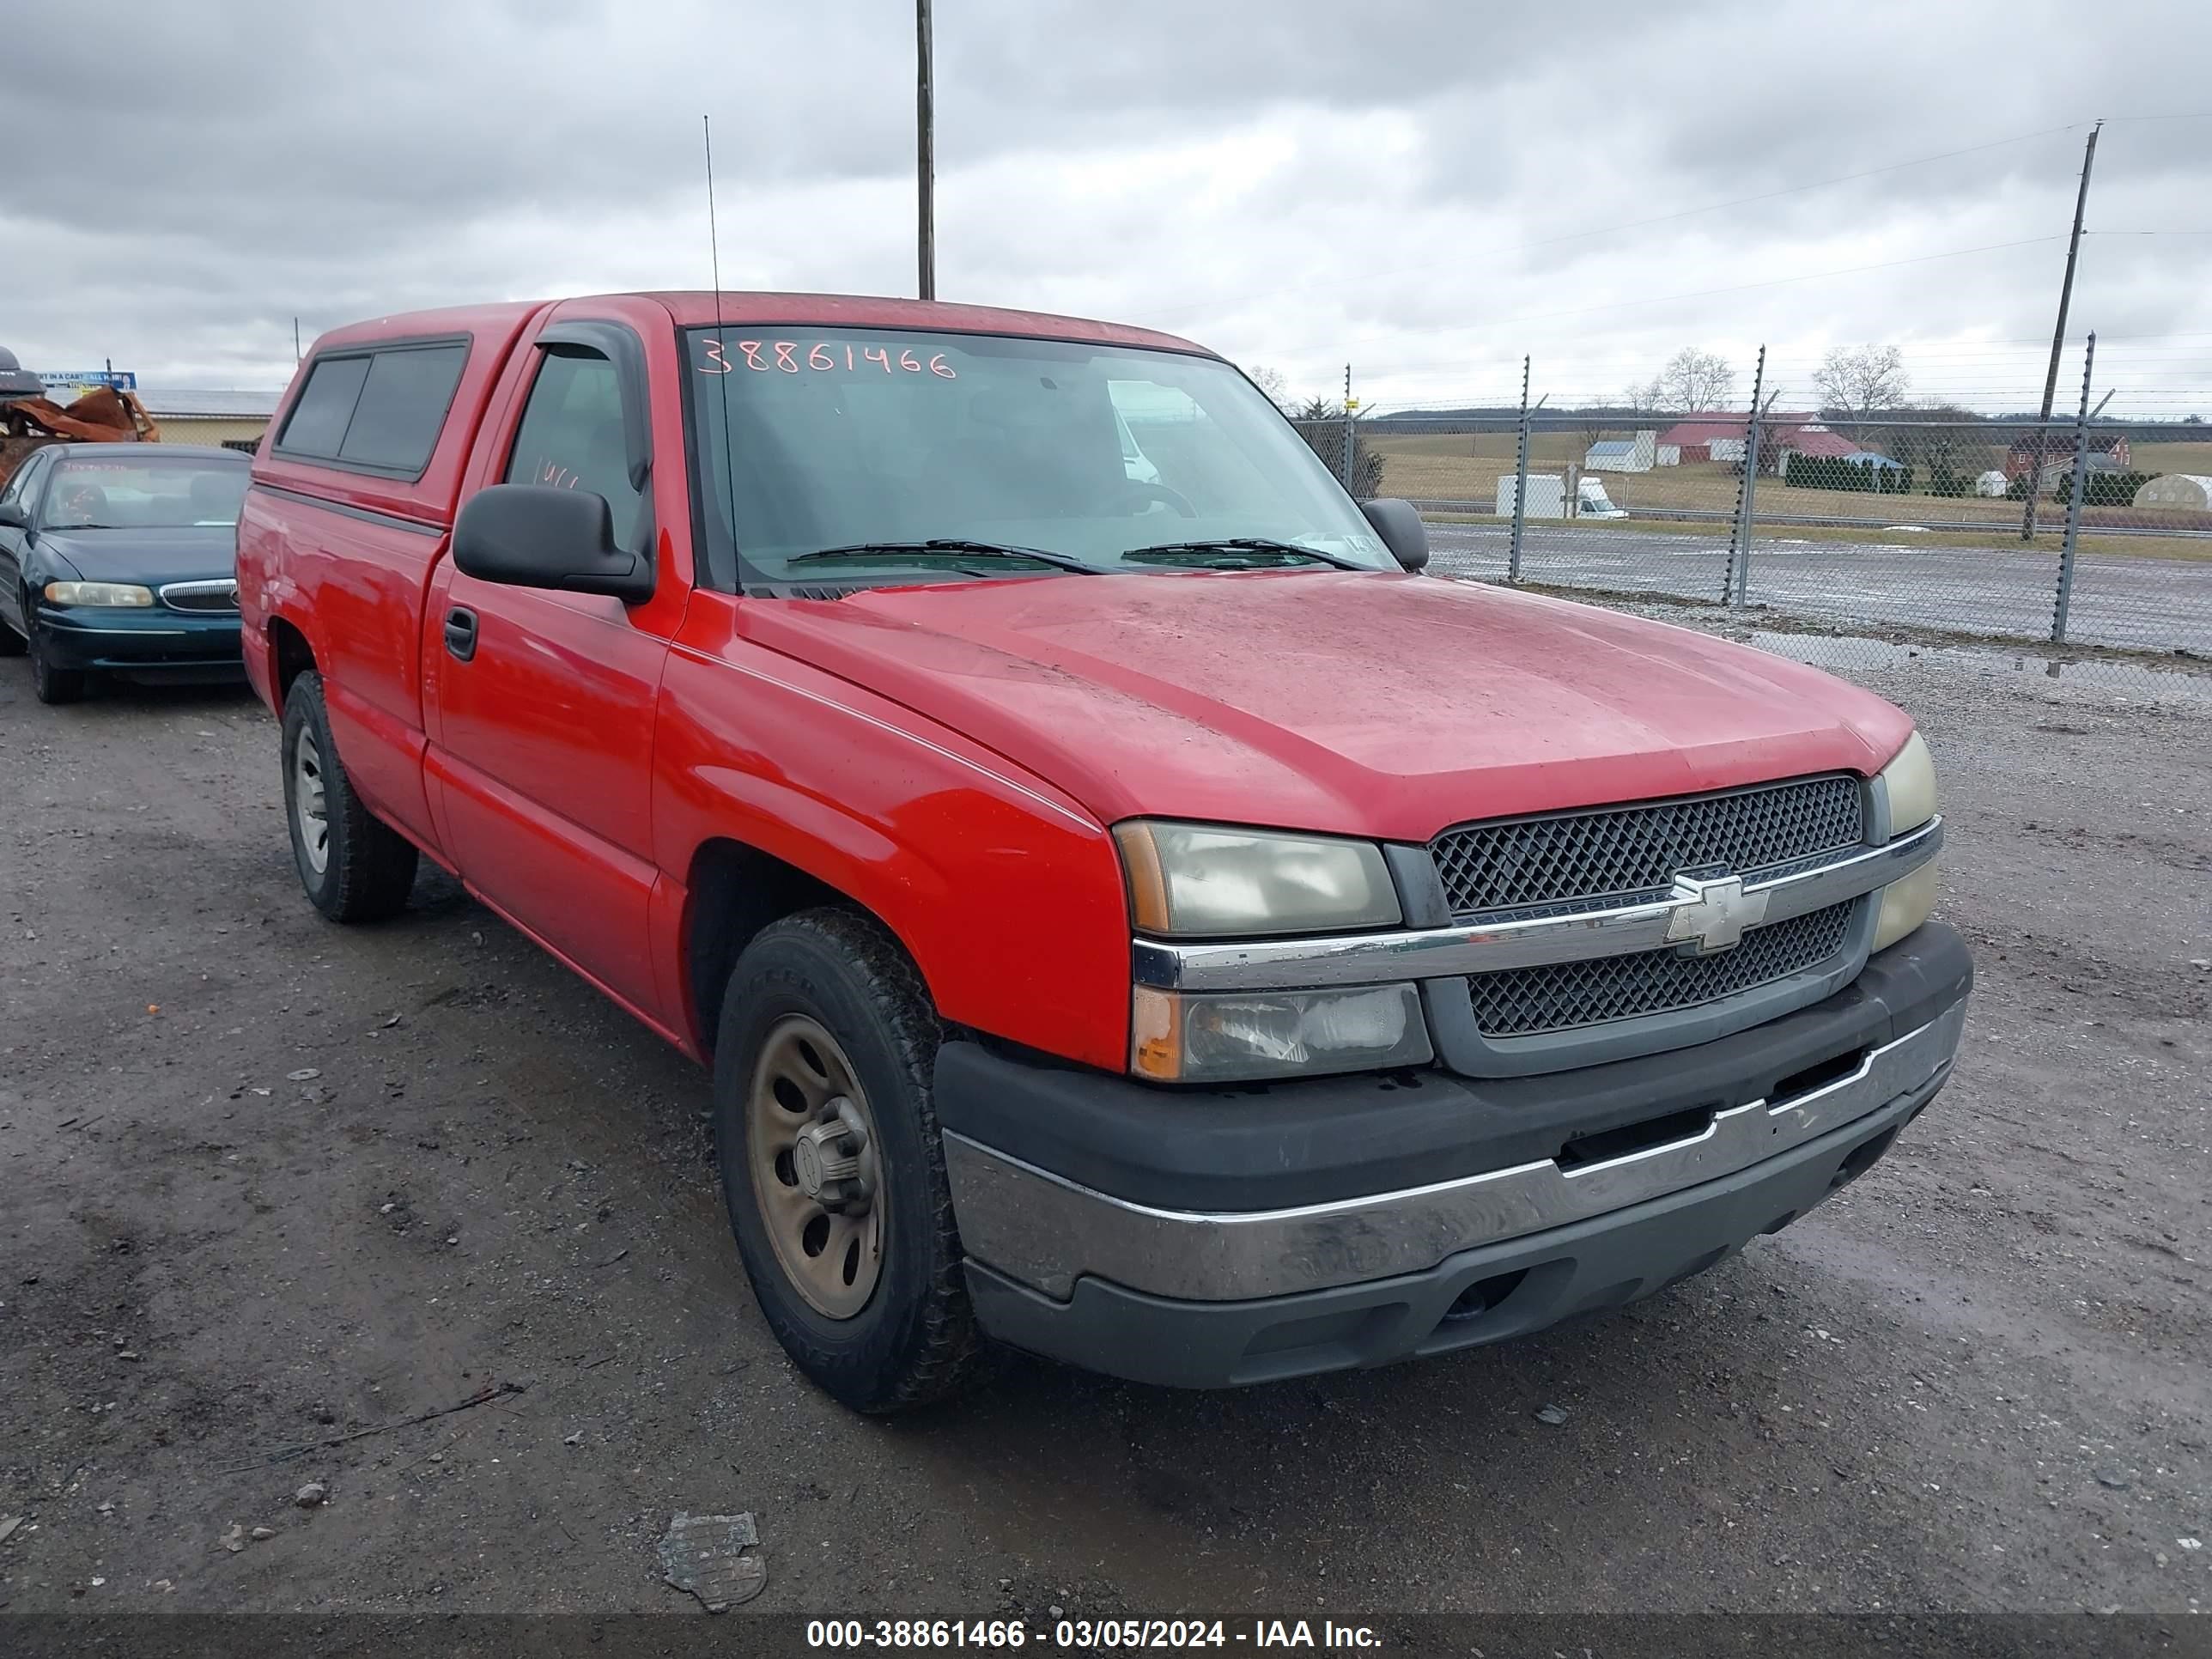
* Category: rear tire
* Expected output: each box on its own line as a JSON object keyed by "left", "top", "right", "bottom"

{"left": 27, "top": 607, "right": 89, "bottom": 705}
{"left": 713, "top": 908, "right": 992, "bottom": 1413}
{"left": 280, "top": 670, "right": 418, "bottom": 922}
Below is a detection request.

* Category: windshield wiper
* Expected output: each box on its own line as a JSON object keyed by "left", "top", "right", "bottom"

{"left": 789, "top": 539, "right": 1102, "bottom": 574}
{"left": 1121, "top": 538, "right": 1367, "bottom": 571}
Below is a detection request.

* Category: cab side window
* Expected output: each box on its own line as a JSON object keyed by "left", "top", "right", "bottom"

{"left": 505, "top": 349, "right": 646, "bottom": 551}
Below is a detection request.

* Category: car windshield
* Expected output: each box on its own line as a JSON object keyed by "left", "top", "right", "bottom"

{"left": 43, "top": 456, "right": 250, "bottom": 530}
{"left": 682, "top": 327, "right": 1391, "bottom": 587}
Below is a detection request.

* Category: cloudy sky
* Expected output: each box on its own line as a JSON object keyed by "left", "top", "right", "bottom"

{"left": 6, "top": 0, "right": 2209, "bottom": 415}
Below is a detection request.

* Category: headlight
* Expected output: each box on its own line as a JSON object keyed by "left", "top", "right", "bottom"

{"left": 1881, "top": 731, "right": 1936, "bottom": 834}
{"left": 1874, "top": 731, "right": 1938, "bottom": 950}
{"left": 1115, "top": 821, "right": 1401, "bottom": 937}
{"left": 44, "top": 580, "right": 155, "bottom": 608}
{"left": 1132, "top": 983, "right": 1431, "bottom": 1083}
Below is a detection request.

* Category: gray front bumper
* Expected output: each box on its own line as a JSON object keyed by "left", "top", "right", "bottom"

{"left": 962, "top": 1058, "right": 1951, "bottom": 1389}
{"left": 947, "top": 1000, "right": 1964, "bottom": 1305}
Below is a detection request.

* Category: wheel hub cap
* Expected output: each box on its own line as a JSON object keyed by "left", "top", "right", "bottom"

{"left": 294, "top": 729, "right": 331, "bottom": 875}
{"left": 791, "top": 1103, "right": 869, "bottom": 1209}
{"left": 745, "top": 1017, "right": 887, "bottom": 1319}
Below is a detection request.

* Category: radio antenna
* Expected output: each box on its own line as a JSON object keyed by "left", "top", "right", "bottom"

{"left": 703, "top": 113, "right": 739, "bottom": 586}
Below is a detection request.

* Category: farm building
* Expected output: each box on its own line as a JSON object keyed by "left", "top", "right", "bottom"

{"left": 1582, "top": 429, "right": 1662, "bottom": 471}
{"left": 1777, "top": 428, "right": 1869, "bottom": 467}
{"left": 1659, "top": 411, "right": 1840, "bottom": 464}
{"left": 2133, "top": 474, "right": 2212, "bottom": 510}
{"left": 137, "top": 388, "right": 282, "bottom": 452}
{"left": 1653, "top": 413, "right": 1889, "bottom": 477}
{"left": 2004, "top": 430, "right": 2130, "bottom": 484}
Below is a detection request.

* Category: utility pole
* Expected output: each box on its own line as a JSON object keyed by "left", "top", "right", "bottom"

{"left": 915, "top": 0, "right": 935, "bottom": 301}
{"left": 2024, "top": 120, "right": 2100, "bottom": 540}
{"left": 293, "top": 317, "right": 301, "bottom": 362}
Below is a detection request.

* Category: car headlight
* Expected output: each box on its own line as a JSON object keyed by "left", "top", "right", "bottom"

{"left": 1131, "top": 983, "right": 1431, "bottom": 1083}
{"left": 1114, "top": 821, "right": 1401, "bottom": 937}
{"left": 1874, "top": 731, "right": 1938, "bottom": 951}
{"left": 44, "top": 580, "right": 155, "bottom": 608}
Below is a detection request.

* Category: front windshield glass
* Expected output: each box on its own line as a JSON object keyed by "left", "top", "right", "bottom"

{"left": 44, "top": 456, "right": 250, "bottom": 530}
{"left": 682, "top": 327, "right": 1390, "bottom": 586}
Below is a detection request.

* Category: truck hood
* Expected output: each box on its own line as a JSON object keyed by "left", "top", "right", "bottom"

{"left": 741, "top": 571, "right": 1914, "bottom": 842}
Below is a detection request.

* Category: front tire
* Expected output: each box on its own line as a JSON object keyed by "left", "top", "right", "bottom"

{"left": 280, "top": 671, "right": 418, "bottom": 921}
{"left": 713, "top": 908, "right": 991, "bottom": 1413}
{"left": 26, "top": 605, "right": 88, "bottom": 704}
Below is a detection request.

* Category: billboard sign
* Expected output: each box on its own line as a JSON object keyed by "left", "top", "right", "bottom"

{"left": 37, "top": 370, "right": 138, "bottom": 393}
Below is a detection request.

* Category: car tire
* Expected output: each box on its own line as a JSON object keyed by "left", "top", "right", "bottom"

{"left": 713, "top": 908, "right": 993, "bottom": 1413}
{"left": 280, "top": 670, "right": 418, "bottom": 922}
{"left": 26, "top": 603, "right": 89, "bottom": 704}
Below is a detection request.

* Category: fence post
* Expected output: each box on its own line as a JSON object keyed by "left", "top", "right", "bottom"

{"left": 1510, "top": 355, "right": 1530, "bottom": 582}
{"left": 1339, "top": 362, "right": 1358, "bottom": 493}
{"left": 1727, "top": 345, "right": 1766, "bottom": 606}
{"left": 2051, "top": 331, "right": 2095, "bottom": 645}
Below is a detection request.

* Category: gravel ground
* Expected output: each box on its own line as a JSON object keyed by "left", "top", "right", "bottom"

{"left": 0, "top": 638, "right": 2206, "bottom": 1626}
{"left": 1421, "top": 520, "right": 2212, "bottom": 658}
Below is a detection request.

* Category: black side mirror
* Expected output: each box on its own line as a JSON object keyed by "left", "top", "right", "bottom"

{"left": 1360, "top": 497, "right": 1429, "bottom": 572}
{"left": 0, "top": 501, "right": 27, "bottom": 531}
{"left": 453, "top": 484, "right": 653, "bottom": 604}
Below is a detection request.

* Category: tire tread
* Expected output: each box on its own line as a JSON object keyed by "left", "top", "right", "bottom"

{"left": 283, "top": 672, "right": 418, "bottom": 922}
{"left": 716, "top": 908, "right": 994, "bottom": 1413}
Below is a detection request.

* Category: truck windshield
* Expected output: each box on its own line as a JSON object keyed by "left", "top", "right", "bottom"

{"left": 681, "top": 327, "right": 1392, "bottom": 587}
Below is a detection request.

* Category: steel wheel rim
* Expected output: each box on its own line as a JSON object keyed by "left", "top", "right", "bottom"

{"left": 746, "top": 1014, "right": 886, "bottom": 1319}
{"left": 294, "top": 728, "right": 331, "bottom": 875}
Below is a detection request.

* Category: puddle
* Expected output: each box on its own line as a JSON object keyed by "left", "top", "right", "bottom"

{"left": 1745, "top": 630, "right": 2212, "bottom": 702}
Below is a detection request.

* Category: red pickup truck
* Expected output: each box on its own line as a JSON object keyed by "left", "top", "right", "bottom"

{"left": 238, "top": 292, "right": 1968, "bottom": 1412}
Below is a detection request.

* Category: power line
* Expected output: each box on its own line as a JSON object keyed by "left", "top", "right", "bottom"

{"left": 1335, "top": 237, "right": 2064, "bottom": 349}
{"left": 1479, "top": 122, "right": 2089, "bottom": 259}
{"left": 1141, "top": 119, "right": 2087, "bottom": 329}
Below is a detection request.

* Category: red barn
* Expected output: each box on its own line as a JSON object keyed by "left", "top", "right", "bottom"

{"left": 2005, "top": 431, "right": 2130, "bottom": 483}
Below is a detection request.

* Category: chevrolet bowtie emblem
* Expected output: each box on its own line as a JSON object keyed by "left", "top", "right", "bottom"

{"left": 1663, "top": 872, "right": 1769, "bottom": 955}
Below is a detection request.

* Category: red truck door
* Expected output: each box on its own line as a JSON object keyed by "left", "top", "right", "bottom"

{"left": 423, "top": 306, "right": 690, "bottom": 1030}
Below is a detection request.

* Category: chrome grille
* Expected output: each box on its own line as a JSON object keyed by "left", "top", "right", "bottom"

{"left": 1431, "top": 775, "right": 1863, "bottom": 917}
{"left": 1466, "top": 900, "right": 1856, "bottom": 1038}
{"left": 159, "top": 580, "right": 240, "bottom": 614}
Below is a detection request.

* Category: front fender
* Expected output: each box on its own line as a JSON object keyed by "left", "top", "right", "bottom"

{"left": 653, "top": 634, "right": 1132, "bottom": 1073}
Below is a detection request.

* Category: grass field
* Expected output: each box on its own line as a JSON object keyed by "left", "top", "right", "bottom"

{"left": 1368, "top": 429, "right": 2212, "bottom": 556}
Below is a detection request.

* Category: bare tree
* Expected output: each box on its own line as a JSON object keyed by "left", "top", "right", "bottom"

{"left": 1623, "top": 378, "right": 1666, "bottom": 415}
{"left": 1243, "top": 364, "right": 1289, "bottom": 409}
{"left": 1814, "top": 344, "right": 1910, "bottom": 430}
{"left": 1886, "top": 401, "right": 1996, "bottom": 492}
{"left": 1656, "top": 348, "right": 1735, "bottom": 412}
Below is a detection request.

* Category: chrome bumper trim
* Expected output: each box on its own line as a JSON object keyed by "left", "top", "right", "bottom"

{"left": 945, "top": 998, "right": 1965, "bottom": 1303}
{"left": 1133, "top": 817, "right": 1942, "bottom": 993}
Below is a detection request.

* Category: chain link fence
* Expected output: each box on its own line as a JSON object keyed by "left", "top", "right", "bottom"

{"left": 1320, "top": 352, "right": 2212, "bottom": 695}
